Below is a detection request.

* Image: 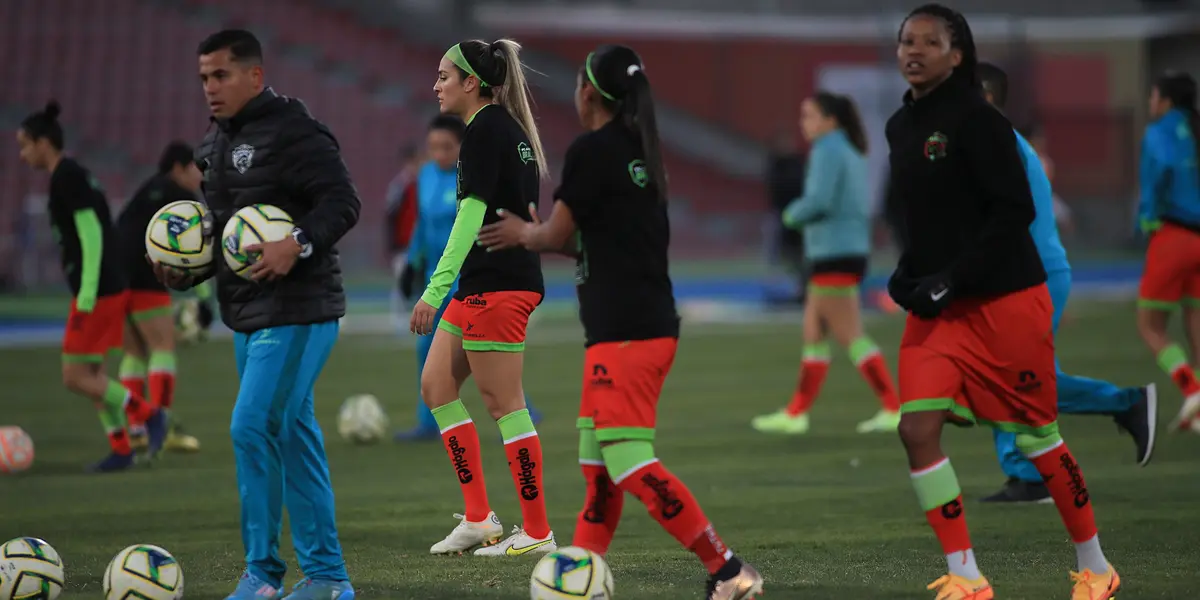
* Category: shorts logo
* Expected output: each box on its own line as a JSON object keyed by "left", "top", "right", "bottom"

{"left": 447, "top": 435, "right": 473, "bottom": 484}
{"left": 1059, "top": 453, "right": 1090, "bottom": 508}
{"left": 232, "top": 144, "right": 255, "bottom": 174}
{"left": 627, "top": 159, "right": 649, "bottom": 188}
{"left": 465, "top": 295, "right": 488, "bottom": 307}
{"left": 640, "top": 471, "right": 684, "bottom": 520}
{"left": 589, "top": 364, "right": 613, "bottom": 388}
{"left": 517, "top": 142, "right": 534, "bottom": 165}
{"left": 515, "top": 447, "right": 539, "bottom": 500}
{"left": 924, "top": 132, "right": 948, "bottom": 162}
{"left": 1015, "top": 370, "right": 1042, "bottom": 394}
{"left": 941, "top": 498, "right": 964, "bottom": 520}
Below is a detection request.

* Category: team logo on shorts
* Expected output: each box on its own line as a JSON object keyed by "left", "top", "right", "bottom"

{"left": 517, "top": 142, "right": 534, "bottom": 165}
{"left": 232, "top": 144, "right": 255, "bottom": 174}
{"left": 924, "top": 132, "right": 948, "bottom": 162}
{"left": 627, "top": 159, "right": 649, "bottom": 188}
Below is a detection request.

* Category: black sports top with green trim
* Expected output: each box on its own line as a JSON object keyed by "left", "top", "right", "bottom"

{"left": 556, "top": 120, "right": 679, "bottom": 347}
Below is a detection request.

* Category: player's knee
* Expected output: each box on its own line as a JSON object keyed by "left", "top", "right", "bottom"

{"left": 598, "top": 439, "right": 655, "bottom": 485}
{"left": 419, "top": 371, "right": 455, "bottom": 409}
{"left": 897, "top": 411, "right": 940, "bottom": 451}
{"left": 228, "top": 410, "right": 267, "bottom": 446}
{"left": 60, "top": 363, "right": 90, "bottom": 395}
{"left": 1013, "top": 430, "right": 1063, "bottom": 457}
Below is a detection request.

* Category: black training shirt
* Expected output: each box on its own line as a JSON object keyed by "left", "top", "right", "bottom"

{"left": 886, "top": 75, "right": 1046, "bottom": 297}
{"left": 117, "top": 174, "right": 197, "bottom": 291}
{"left": 556, "top": 120, "right": 680, "bottom": 347}
{"left": 48, "top": 158, "right": 126, "bottom": 297}
{"left": 455, "top": 104, "right": 544, "bottom": 299}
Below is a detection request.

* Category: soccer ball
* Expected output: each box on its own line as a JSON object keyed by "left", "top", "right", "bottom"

{"left": 173, "top": 299, "right": 205, "bottom": 345}
{"left": 0, "top": 426, "right": 34, "bottom": 474}
{"left": 0, "top": 537, "right": 64, "bottom": 600}
{"left": 145, "top": 200, "right": 215, "bottom": 275}
{"left": 103, "top": 544, "right": 183, "bottom": 600}
{"left": 337, "top": 394, "right": 389, "bottom": 444}
{"left": 222, "top": 204, "right": 294, "bottom": 280}
{"left": 531, "top": 546, "right": 614, "bottom": 600}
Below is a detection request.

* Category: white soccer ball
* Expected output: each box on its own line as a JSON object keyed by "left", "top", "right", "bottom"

{"left": 103, "top": 544, "right": 183, "bottom": 600}
{"left": 222, "top": 204, "right": 294, "bottom": 280}
{"left": 145, "top": 200, "right": 215, "bottom": 275}
{"left": 0, "top": 426, "right": 34, "bottom": 474}
{"left": 337, "top": 394, "right": 389, "bottom": 444}
{"left": 531, "top": 546, "right": 614, "bottom": 600}
{"left": 0, "top": 537, "right": 64, "bottom": 600}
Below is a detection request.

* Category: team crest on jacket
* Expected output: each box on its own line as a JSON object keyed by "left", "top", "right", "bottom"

{"left": 232, "top": 144, "right": 255, "bottom": 174}
{"left": 924, "top": 132, "right": 948, "bottom": 162}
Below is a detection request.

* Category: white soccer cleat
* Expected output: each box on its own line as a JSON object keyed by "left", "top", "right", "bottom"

{"left": 1170, "top": 392, "right": 1200, "bottom": 432}
{"left": 473, "top": 525, "right": 556, "bottom": 557}
{"left": 429, "top": 512, "right": 504, "bottom": 555}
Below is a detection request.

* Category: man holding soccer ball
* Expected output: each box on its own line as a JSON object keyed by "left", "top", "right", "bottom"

{"left": 151, "top": 29, "right": 359, "bottom": 600}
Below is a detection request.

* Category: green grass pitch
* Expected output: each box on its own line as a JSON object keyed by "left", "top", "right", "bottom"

{"left": 3, "top": 300, "right": 1199, "bottom": 599}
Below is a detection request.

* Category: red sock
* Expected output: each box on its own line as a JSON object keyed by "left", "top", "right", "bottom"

{"left": 503, "top": 433, "right": 551, "bottom": 539}
{"left": 617, "top": 460, "right": 731, "bottom": 574}
{"left": 924, "top": 495, "right": 972, "bottom": 554}
{"left": 857, "top": 354, "right": 900, "bottom": 412}
{"left": 148, "top": 371, "right": 175, "bottom": 409}
{"left": 123, "top": 391, "right": 155, "bottom": 426}
{"left": 785, "top": 352, "right": 830, "bottom": 416}
{"left": 108, "top": 429, "right": 132, "bottom": 455}
{"left": 1170, "top": 364, "right": 1200, "bottom": 397}
{"left": 1027, "top": 440, "right": 1099, "bottom": 543}
{"left": 121, "top": 376, "right": 145, "bottom": 402}
{"left": 572, "top": 463, "right": 624, "bottom": 555}
{"left": 440, "top": 422, "right": 491, "bottom": 522}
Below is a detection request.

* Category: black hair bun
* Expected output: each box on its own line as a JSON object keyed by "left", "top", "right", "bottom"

{"left": 43, "top": 100, "right": 61, "bottom": 121}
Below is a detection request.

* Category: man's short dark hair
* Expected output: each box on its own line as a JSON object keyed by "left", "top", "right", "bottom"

{"left": 197, "top": 29, "right": 263, "bottom": 63}
{"left": 158, "top": 141, "right": 196, "bottom": 174}
{"left": 976, "top": 61, "right": 1009, "bottom": 109}
{"left": 429, "top": 115, "right": 466, "bottom": 142}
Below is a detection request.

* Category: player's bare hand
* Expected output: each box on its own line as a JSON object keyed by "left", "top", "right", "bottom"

{"left": 477, "top": 204, "right": 539, "bottom": 252}
{"left": 409, "top": 299, "right": 438, "bottom": 335}
{"left": 246, "top": 238, "right": 300, "bottom": 282}
{"left": 147, "top": 255, "right": 195, "bottom": 291}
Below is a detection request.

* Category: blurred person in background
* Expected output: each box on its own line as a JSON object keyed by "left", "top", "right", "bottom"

{"left": 393, "top": 114, "right": 541, "bottom": 442}
{"left": 386, "top": 143, "right": 422, "bottom": 324}
{"left": 976, "top": 62, "right": 1156, "bottom": 506}
{"left": 1135, "top": 71, "right": 1200, "bottom": 432}
{"left": 1023, "top": 125, "right": 1075, "bottom": 235}
{"left": 116, "top": 141, "right": 206, "bottom": 454}
{"left": 16, "top": 101, "right": 167, "bottom": 472}
{"left": 750, "top": 92, "right": 901, "bottom": 437}
{"left": 764, "top": 128, "right": 807, "bottom": 302}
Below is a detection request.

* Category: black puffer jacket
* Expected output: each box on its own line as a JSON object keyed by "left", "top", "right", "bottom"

{"left": 195, "top": 88, "right": 361, "bottom": 333}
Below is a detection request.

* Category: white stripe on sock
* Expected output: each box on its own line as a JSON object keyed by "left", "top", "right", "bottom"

{"left": 579, "top": 458, "right": 604, "bottom": 466}
{"left": 853, "top": 350, "right": 880, "bottom": 367}
{"left": 1025, "top": 439, "right": 1065, "bottom": 459}
{"left": 910, "top": 457, "right": 950, "bottom": 478}
{"left": 438, "top": 419, "right": 473, "bottom": 435}
{"left": 503, "top": 431, "right": 538, "bottom": 444}
{"left": 612, "top": 458, "right": 659, "bottom": 485}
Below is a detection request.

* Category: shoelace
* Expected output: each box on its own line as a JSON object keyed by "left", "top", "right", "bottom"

{"left": 1069, "top": 570, "right": 1107, "bottom": 600}
{"left": 926, "top": 575, "right": 983, "bottom": 599}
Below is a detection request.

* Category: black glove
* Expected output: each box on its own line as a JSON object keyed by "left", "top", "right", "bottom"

{"left": 398, "top": 260, "right": 421, "bottom": 301}
{"left": 197, "top": 300, "right": 215, "bottom": 330}
{"left": 905, "top": 274, "right": 954, "bottom": 319}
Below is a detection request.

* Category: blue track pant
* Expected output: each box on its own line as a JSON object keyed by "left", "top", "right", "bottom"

{"left": 993, "top": 270, "right": 1141, "bottom": 483}
{"left": 412, "top": 301, "right": 449, "bottom": 433}
{"left": 232, "top": 321, "right": 347, "bottom": 587}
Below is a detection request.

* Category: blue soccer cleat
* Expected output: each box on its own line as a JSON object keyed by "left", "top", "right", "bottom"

{"left": 87, "top": 452, "right": 136, "bottom": 473}
{"left": 144, "top": 409, "right": 168, "bottom": 458}
{"left": 282, "top": 578, "right": 354, "bottom": 600}
{"left": 226, "top": 571, "right": 283, "bottom": 600}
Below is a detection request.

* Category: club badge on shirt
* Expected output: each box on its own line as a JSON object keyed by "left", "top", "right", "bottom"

{"left": 627, "top": 159, "right": 649, "bottom": 188}
{"left": 924, "top": 132, "right": 948, "bottom": 162}
{"left": 232, "top": 144, "right": 255, "bottom": 174}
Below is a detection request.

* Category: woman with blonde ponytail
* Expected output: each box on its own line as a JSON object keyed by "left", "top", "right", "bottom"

{"left": 410, "top": 38, "right": 556, "bottom": 558}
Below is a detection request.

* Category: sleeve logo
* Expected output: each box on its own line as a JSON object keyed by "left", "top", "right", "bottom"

{"left": 517, "top": 142, "right": 534, "bottom": 165}
{"left": 627, "top": 159, "right": 649, "bottom": 188}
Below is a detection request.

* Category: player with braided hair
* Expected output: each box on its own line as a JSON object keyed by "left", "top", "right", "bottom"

{"left": 886, "top": 5, "right": 1120, "bottom": 598}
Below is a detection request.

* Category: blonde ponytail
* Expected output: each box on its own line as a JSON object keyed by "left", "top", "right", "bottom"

{"left": 490, "top": 39, "right": 548, "bottom": 178}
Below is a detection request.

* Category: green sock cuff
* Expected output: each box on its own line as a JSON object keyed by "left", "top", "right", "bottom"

{"left": 599, "top": 440, "right": 656, "bottom": 481}
{"left": 910, "top": 459, "right": 962, "bottom": 512}
{"left": 431, "top": 399, "right": 471, "bottom": 430}
{"left": 103, "top": 380, "right": 127, "bottom": 409}
{"left": 802, "top": 341, "right": 832, "bottom": 360}
{"left": 497, "top": 408, "right": 536, "bottom": 441}
{"left": 1014, "top": 430, "right": 1063, "bottom": 456}
{"left": 148, "top": 350, "right": 176, "bottom": 373}
{"left": 119, "top": 355, "right": 147, "bottom": 379}
{"left": 848, "top": 337, "right": 880, "bottom": 363}
{"left": 578, "top": 429, "right": 603, "bottom": 463}
{"left": 1157, "top": 344, "right": 1189, "bottom": 374}
{"left": 96, "top": 404, "right": 124, "bottom": 433}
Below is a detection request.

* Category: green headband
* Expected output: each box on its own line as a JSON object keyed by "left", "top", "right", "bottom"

{"left": 445, "top": 43, "right": 489, "bottom": 87}
{"left": 585, "top": 52, "right": 616, "bottom": 101}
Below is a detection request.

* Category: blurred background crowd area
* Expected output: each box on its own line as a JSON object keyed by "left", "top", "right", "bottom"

{"left": 2, "top": 0, "right": 1198, "bottom": 300}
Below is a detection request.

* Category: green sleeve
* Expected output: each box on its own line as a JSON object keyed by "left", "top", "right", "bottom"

{"left": 194, "top": 279, "right": 213, "bottom": 301}
{"left": 420, "top": 197, "right": 487, "bottom": 309}
{"left": 72, "top": 208, "right": 104, "bottom": 312}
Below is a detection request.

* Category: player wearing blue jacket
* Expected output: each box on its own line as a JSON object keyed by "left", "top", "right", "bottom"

{"left": 393, "top": 116, "right": 538, "bottom": 441}
{"left": 978, "top": 63, "right": 1156, "bottom": 504}
{"left": 1135, "top": 72, "right": 1200, "bottom": 431}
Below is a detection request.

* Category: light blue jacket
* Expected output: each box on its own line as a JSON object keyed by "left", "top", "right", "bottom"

{"left": 782, "top": 129, "right": 871, "bottom": 261}
{"left": 1015, "top": 131, "right": 1070, "bottom": 274}
{"left": 407, "top": 161, "right": 460, "bottom": 287}
{"left": 1139, "top": 108, "right": 1200, "bottom": 231}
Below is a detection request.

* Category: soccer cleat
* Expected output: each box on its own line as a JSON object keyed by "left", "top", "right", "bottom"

{"left": 430, "top": 512, "right": 504, "bottom": 555}
{"left": 855, "top": 410, "right": 901, "bottom": 433}
{"left": 1112, "top": 383, "right": 1157, "bottom": 466}
{"left": 750, "top": 410, "right": 809, "bottom": 434}
{"left": 281, "top": 578, "right": 354, "bottom": 600}
{"left": 474, "top": 526, "right": 556, "bottom": 557}
{"left": 1070, "top": 565, "right": 1120, "bottom": 599}
{"left": 926, "top": 574, "right": 994, "bottom": 599}
{"left": 87, "top": 452, "right": 136, "bottom": 473}
{"left": 707, "top": 559, "right": 764, "bottom": 600}
{"left": 226, "top": 572, "right": 283, "bottom": 600}
{"left": 980, "top": 478, "right": 1053, "bottom": 504}
{"left": 144, "top": 409, "right": 168, "bottom": 458}
{"left": 1169, "top": 391, "right": 1200, "bottom": 432}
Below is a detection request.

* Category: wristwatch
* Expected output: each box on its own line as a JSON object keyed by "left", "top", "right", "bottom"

{"left": 291, "top": 228, "right": 314, "bottom": 259}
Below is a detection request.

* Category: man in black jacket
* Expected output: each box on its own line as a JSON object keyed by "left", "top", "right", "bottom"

{"left": 153, "top": 29, "right": 358, "bottom": 600}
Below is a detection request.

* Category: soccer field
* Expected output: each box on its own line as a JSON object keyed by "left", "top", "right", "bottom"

{"left": 4, "top": 300, "right": 1199, "bottom": 599}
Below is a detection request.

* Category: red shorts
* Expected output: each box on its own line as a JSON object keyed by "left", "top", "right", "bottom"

{"left": 899, "top": 284, "right": 1058, "bottom": 434}
{"left": 1139, "top": 223, "right": 1200, "bottom": 309}
{"left": 63, "top": 291, "right": 130, "bottom": 362}
{"left": 578, "top": 337, "right": 678, "bottom": 443}
{"left": 439, "top": 291, "right": 542, "bottom": 351}
{"left": 127, "top": 290, "right": 173, "bottom": 321}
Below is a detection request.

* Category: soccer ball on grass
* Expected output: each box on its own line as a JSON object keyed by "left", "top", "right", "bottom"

{"left": 0, "top": 426, "right": 34, "bottom": 474}
{"left": 337, "top": 394, "right": 389, "bottom": 444}
{"left": 0, "top": 537, "right": 64, "bottom": 600}
{"left": 103, "top": 544, "right": 183, "bottom": 600}
{"left": 531, "top": 546, "right": 614, "bottom": 600}
{"left": 145, "top": 200, "right": 215, "bottom": 275}
{"left": 222, "top": 204, "right": 294, "bottom": 280}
